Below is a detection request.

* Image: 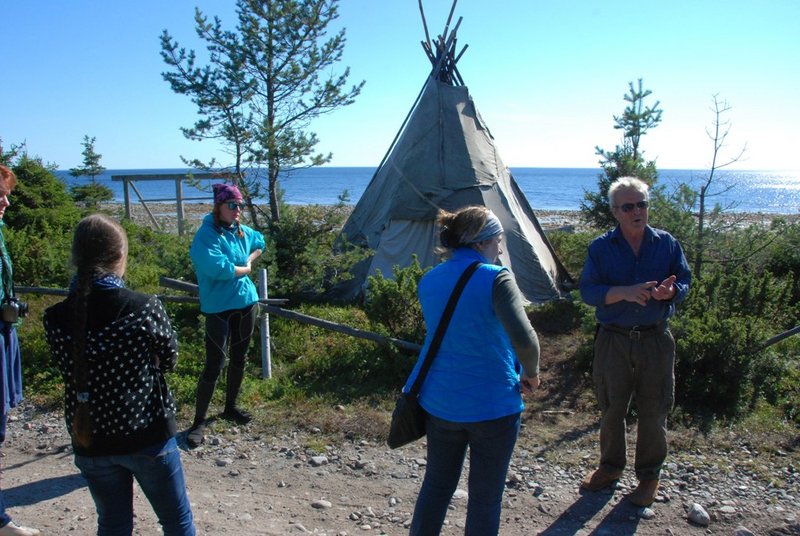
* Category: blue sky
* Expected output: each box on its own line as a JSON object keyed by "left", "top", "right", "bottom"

{"left": 2, "top": 1, "right": 798, "bottom": 171}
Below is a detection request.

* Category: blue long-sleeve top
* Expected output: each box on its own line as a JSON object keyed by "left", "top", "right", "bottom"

{"left": 189, "top": 214, "right": 266, "bottom": 314}
{"left": 580, "top": 225, "right": 691, "bottom": 326}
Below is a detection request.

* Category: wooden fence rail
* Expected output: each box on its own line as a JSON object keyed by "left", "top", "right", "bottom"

{"left": 159, "top": 277, "right": 422, "bottom": 353}
{"left": 15, "top": 280, "right": 422, "bottom": 354}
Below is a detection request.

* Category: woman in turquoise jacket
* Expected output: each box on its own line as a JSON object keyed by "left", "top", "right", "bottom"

{"left": 186, "top": 183, "right": 264, "bottom": 448}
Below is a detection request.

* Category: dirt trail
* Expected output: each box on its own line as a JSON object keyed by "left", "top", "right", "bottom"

{"left": 3, "top": 404, "right": 798, "bottom": 535}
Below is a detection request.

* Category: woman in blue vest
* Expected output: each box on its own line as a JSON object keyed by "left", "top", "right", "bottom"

{"left": 186, "top": 183, "right": 264, "bottom": 448}
{"left": 0, "top": 164, "right": 39, "bottom": 536}
{"left": 405, "top": 206, "right": 540, "bottom": 536}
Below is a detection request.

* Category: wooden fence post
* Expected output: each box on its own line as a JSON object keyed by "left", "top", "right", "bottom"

{"left": 258, "top": 268, "right": 272, "bottom": 378}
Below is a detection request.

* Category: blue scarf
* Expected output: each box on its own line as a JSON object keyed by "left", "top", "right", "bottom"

{"left": 69, "top": 273, "right": 126, "bottom": 294}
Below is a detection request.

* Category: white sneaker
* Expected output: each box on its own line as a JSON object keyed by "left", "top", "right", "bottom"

{"left": 0, "top": 521, "right": 41, "bottom": 536}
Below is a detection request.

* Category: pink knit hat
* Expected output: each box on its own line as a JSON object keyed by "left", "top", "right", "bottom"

{"left": 212, "top": 183, "right": 243, "bottom": 205}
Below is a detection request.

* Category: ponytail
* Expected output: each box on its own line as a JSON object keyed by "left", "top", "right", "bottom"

{"left": 70, "top": 269, "right": 94, "bottom": 447}
{"left": 67, "top": 214, "right": 128, "bottom": 448}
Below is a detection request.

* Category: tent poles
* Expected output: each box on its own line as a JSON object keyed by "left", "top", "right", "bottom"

{"left": 364, "top": 24, "right": 459, "bottom": 189}
{"left": 418, "top": 0, "right": 432, "bottom": 51}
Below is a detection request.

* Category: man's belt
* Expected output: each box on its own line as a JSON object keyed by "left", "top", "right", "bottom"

{"left": 600, "top": 323, "right": 666, "bottom": 340}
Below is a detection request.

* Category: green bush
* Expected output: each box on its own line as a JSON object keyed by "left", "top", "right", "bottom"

{"left": 527, "top": 297, "right": 585, "bottom": 335}
{"left": 7, "top": 155, "right": 81, "bottom": 233}
{"left": 364, "top": 256, "right": 427, "bottom": 344}
{"left": 6, "top": 225, "right": 73, "bottom": 287}
{"left": 268, "top": 202, "right": 367, "bottom": 301}
{"left": 122, "top": 221, "right": 196, "bottom": 292}
{"left": 764, "top": 217, "right": 800, "bottom": 278}
{"left": 71, "top": 182, "right": 115, "bottom": 208}
{"left": 671, "top": 263, "right": 800, "bottom": 421}
{"left": 271, "top": 304, "right": 414, "bottom": 399}
{"left": 545, "top": 230, "right": 593, "bottom": 281}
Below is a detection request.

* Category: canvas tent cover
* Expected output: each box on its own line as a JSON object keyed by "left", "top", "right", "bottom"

{"left": 339, "top": 78, "right": 573, "bottom": 303}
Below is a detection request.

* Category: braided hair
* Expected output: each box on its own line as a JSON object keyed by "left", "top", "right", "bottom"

{"left": 69, "top": 214, "right": 128, "bottom": 447}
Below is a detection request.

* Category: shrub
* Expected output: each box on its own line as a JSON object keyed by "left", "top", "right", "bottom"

{"left": 673, "top": 313, "right": 768, "bottom": 419}
{"left": 764, "top": 217, "right": 800, "bottom": 278}
{"left": 671, "top": 262, "right": 800, "bottom": 421}
{"left": 71, "top": 182, "right": 115, "bottom": 208}
{"left": 527, "top": 297, "right": 585, "bottom": 335}
{"left": 364, "top": 256, "right": 427, "bottom": 344}
{"left": 7, "top": 155, "right": 81, "bottom": 233}
{"left": 543, "top": 230, "right": 593, "bottom": 282}
{"left": 271, "top": 304, "right": 414, "bottom": 399}
{"left": 5, "top": 225, "right": 73, "bottom": 287}
{"left": 267, "top": 202, "right": 367, "bottom": 302}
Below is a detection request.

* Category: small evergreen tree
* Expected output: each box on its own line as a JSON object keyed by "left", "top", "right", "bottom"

{"left": 69, "top": 135, "right": 106, "bottom": 184}
{"left": 581, "top": 79, "right": 662, "bottom": 229}
{"left": 69, "top": 135, "right": 113, "bottom": 208}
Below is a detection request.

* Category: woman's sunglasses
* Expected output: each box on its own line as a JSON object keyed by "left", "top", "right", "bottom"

{"left": 616, "top": 200, "right": 649, "bottom": 213}
{"left": 226, "top": 201, "right": 246, "bottom": 210}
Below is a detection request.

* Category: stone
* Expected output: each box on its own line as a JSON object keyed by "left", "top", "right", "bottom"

{"left": 688, "top": 503, "right": 710, "bottom": 526}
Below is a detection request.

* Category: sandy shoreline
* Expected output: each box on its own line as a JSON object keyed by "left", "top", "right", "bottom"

{"left": 102, "top": 201, "right": 796, "bottom": 234}
{"left": 103, "top": 202, "right": 592, "bottom": 232}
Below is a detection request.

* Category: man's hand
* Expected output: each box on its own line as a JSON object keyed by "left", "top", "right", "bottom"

{"left": 623, "top": 281, "right": 658, "bottom": 306}
{"left": 651, "top": 275, "right": 677, "bottom": 301}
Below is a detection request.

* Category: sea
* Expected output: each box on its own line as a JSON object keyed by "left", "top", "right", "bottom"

{"left": 54, "top": 167, "right": 800, "bottom": 214}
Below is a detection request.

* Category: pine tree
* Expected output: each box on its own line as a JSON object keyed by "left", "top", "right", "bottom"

{"left": 69, "top": 135, "right": 106, "bottom": 184}
{"left": 581, "top": 79, "right": 662, "bottom": 229}
{"left": 161, "top": 0, "right": 364, "bottom": 225}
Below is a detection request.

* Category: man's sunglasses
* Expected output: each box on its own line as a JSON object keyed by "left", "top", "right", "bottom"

{"left": 226, "top": 201, "right": 245, "bottom": 210}
{"left": 616, "top": 200, "right": 649, "bottom": 213}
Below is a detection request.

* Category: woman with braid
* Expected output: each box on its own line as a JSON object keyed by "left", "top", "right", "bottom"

{"left": 43, "top": 214, "right": 195, "bottom": 536}
{"left": 186, "top": 183, "right": 264, "bottom": 448}
{"left": 0, "top": 164, "right": 39, "bottom": 536}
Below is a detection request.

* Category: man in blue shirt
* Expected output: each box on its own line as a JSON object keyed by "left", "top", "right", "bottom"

{"left": 579, "top": 177, "right": 691, "bottom": 507}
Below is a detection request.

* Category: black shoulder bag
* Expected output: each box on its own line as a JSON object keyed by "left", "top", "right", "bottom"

{"left": 387, "top": 261, "right": 481, "bottom": 449}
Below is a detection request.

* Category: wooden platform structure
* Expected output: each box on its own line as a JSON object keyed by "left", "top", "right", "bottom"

{"left": 111, "top": 172, "right": 234, "bottom": 235}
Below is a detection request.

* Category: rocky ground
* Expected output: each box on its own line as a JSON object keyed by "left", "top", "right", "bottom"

{"left": 3, "top": 394, "right": 798, "bottom": 535}
{"left": 5, "top": 203, "right": 795, "bottom": 535}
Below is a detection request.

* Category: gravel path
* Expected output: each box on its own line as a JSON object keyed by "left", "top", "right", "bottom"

{"left": 3, "top": 403, "right": 798, "bottom": 535}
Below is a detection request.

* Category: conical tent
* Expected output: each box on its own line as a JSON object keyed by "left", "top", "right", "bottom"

{"left": 337, "top": 9, "right": 573, "bottom": 303}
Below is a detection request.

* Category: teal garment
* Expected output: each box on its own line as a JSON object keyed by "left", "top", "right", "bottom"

{"left": 404, "top": 247, "right": 524, "bottom": 423}
{"left": 189, "top": 214, "right": 266, "bottom": 314}
{"left": 0, "top": 223, "right": 23, "bottom": 423}
{"left": 0, "top": 222, "right": 11, "bottom": 303}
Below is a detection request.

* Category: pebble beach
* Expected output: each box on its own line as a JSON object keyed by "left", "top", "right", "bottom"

{"left": 105, "top": 201, "right": 795, "bottom": 236}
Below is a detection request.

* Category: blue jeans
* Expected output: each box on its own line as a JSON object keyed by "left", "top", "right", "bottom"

{"left": 0, "top": 423, "right": 10, "bottom": 529}
{"left": 74, "top": 437, "right": 195, "bottom": 536}
{"left": 409, "top": 412, "right": 521, "bottom": 536}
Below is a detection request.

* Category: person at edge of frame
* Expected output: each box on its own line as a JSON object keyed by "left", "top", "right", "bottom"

{"left": 0, "top": 165, "right": 40, "bottom": 536}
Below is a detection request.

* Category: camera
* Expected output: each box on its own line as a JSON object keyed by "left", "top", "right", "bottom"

{"left": 2, "top": 297, "right": 29, "bottom": 323}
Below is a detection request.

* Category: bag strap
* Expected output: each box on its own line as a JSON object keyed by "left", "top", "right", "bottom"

{"left": 408, "top": 261, "right": 481, "bottom": 395}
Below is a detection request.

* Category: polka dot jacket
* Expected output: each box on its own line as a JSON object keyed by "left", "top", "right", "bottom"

{"left": 43, "top": 288, "right": 180, "bottom": 457}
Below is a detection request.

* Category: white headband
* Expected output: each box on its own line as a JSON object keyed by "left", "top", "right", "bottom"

{"left": 469, "top": 211, "right": 503, "bottom": 243}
